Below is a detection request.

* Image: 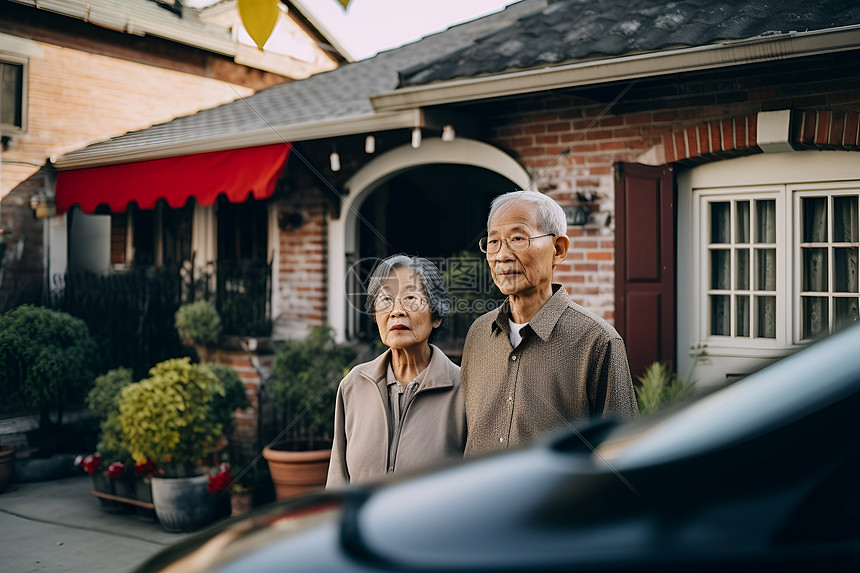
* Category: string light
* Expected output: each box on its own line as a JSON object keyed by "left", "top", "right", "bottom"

{"left": 411, "top": 127, "right": 421, "bottom": 149}
{"left": 329, "top": 146, "right": 341, "bottom": 172}
{"left": 365, "top": 135, "right": 375, "bottom": 154}
{"left": 442, "top": 125, "right": 455, "bottom": 142}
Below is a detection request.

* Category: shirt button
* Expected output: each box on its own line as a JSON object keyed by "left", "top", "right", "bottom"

{"left": 388, "top": 466, "right": 394, "bottom": 472}
{"left": 508, "top": 396, "right": 513, "bottom": 401}
{"left": 499, "top": 437, "right": 504, "bottom": 443}
{"left": 511, "top": 355, "right": 518, "bottom": 361}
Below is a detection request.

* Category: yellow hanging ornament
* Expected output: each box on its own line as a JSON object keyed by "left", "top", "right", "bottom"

{"left": 237, "top": 0, "right": 281, "bottom": 50}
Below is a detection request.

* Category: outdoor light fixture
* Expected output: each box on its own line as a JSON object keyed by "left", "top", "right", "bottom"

{"left": 330, "top": 148, "right": 341, "bottom": 172}
{"left": 411, "top": 127, "right": 421, "bottom": 149}
{"left": 365, "top": 135, "right": 375, "bottom": 154}
{"left": 442, "top": 125, "right": 455, "bottom": 142}
{"left": 29, "top": 193, "right": 56, "bottom": 219}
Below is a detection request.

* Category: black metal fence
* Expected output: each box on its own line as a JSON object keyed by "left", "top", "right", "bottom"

{"left": 45, "top": 257, "right": 272, "bottom": 379}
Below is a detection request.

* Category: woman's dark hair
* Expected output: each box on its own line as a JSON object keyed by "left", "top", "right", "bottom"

{"left": 365, "top": 254, "right": 450, "bottom": 343}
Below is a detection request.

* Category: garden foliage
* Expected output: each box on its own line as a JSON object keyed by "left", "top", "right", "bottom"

{"left": 0, "top": 304, "right": 97, "bottom": 426}
{"left": 119, "top": 357, "right": 224, "bottom": 476}
{"left": 270, "top": 326, "right": 356, "bottom": 446}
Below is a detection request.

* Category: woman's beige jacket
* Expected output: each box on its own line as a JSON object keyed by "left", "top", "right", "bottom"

{"left": 326, "top": 345, "right": 465, "bottom": 488}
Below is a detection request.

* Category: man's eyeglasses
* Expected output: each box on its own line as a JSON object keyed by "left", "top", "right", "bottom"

{"left": 479, "top": 233, "right": 555, "bottom": 254}
{"left": 374, "top": 294, "right": 427, "bottom": 313}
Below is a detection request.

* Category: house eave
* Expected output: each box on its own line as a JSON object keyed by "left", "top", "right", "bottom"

{"left": 371, "top": 25, "right": 860, "bottom": 111}
{"left": 52, "top": 109, "right": 425, "bottom": 170}
{"left": 10, "top": 0, "right": 238, "bottom": 56}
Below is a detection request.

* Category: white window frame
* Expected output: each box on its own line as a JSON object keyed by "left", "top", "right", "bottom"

{"left": 791, "top": 182, "right": 860, "bottom": 343}
{"left": 695, "top": 186, "right": 789, "bottom": 353}
{"left": 677, "top": 151, "right": 860, "bottom": 388}
{"left": 0, "top": 49, "right": 30, "bottom": 135}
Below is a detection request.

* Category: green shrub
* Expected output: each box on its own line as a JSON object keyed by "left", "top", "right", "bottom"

{"left": 635, "top": 345, "right": 709, "bottom": 416}
{"left": 174, "top": 300, "right": 222, "bottom": 348}
{"left": 87, "top": 367, "right": 135, "bottom": 462}
{"left": 119, "top": 357, "right": 224, "bottom": 476}
{"left": 203, "top": 363, "right": 251, "bottom": 441}
{"left": 0, "top": 304, "right": 98, "bottom": 427}
{"left": 87, "top": 367, "right": 134, "bottom": 420}
{"left": 270, "top": 326, "right": 356, "bottom": 447}
{"left": 635, "top": 362, "right": 695, "bottom": 416}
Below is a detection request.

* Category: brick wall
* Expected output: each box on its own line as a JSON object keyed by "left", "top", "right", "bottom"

{"left": 210, "top": 347, "right": 272, "bottom": 445}
{"left": 481, "top": 50, "right": 860, "bottom": 322}
{"left": 0, "top": 170, "right": 47, "bottom": 311}
{"left": 271, "top": 188, "right": 328, "bottom": 341}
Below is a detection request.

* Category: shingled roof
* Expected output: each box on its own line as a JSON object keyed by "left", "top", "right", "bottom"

{"left": 398, "top": 0, "right": 860, "bottom": 86}
{"left": 55, "top": 0, "right": 860, "bottom": 168}
{"left": 54, "top": 0, "right": 545, "bottom": 168}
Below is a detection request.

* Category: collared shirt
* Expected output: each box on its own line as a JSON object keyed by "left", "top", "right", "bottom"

{"left": 386, "top": 364, "right": 427, "bottom": 473}
{"left": 461, "top": 284, "right": 639, "bottom": 456}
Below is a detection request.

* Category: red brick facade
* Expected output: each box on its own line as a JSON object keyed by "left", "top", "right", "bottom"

{"left": 272, "top": 189, "right": 328, "bottom": 338}
{"left": 471, "top": 51, "right": 860, "bottom": 322}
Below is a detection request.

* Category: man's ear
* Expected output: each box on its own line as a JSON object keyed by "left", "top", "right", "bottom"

{"left": 552, "top": 233, "right": 570, "bottom": 267}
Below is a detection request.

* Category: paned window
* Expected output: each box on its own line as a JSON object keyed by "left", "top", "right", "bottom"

{"left": 797, "top": 192, "right": 859, "bottom": 339}
{"left": 699, "top": 184, "right": 860, "bottom": 348}
{"left": 0, "top": 59, "right": 25, "bottom": 131}
{"left": 706, "top": 196, "right": 778, "bottom": 340}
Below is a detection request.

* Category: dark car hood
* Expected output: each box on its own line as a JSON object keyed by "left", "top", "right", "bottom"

{"left": 137, "top": 323, "right": 860, "bottom": 572}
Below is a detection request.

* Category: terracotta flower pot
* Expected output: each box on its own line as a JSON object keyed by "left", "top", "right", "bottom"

{"left": 0, "top": 446, "right": 15, "bottom": 494}
{"left": 262, "top": 445, "right": 330, "bottom": 501}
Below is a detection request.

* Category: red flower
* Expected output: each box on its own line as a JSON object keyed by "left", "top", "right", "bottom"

{"left": 207, "top": 471, "right": 235, "bottom": 494}
{"left": 79, "top": 454, "right": 102, "bottom": 474}
{"left": 107, "top": 461, "right": 125, "bottom": 479}
{"left": 134, "top": 460, "right": 157, "bottom": 477}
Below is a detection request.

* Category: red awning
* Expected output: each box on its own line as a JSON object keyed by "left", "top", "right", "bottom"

{"left": 56, "top": 143, "right": 292, "bottom": 214}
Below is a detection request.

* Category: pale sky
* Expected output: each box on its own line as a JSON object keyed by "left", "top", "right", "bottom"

{"left": 187, "top": 0, "right": 523, "bottom": 61}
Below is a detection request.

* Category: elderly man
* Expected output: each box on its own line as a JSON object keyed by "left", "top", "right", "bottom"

{"left": 461, "top": 190, "right": 638, "bottom": 456}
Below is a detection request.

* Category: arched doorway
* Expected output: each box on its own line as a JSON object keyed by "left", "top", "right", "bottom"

{"left": 352, "top": 164, "right": 516, "bottom": 351}
{"left": 357, "top": 163, "right": 513, "bottom": 260}
{"left": 328, "top": 138, "right": 531, "bottom": 349}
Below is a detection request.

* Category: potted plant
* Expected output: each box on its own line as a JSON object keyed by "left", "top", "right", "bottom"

{"left": 219, "top": 442, "right": 270, "bottom": 516}
{"left": 84, "top": 368, "right": 137, "bottom": 501}
{"left": 263, "top": 326, "right": 355, "bottom": 500}
{"left": 174, "top": 300, "right": 222, "bottom": 363}
{"left": 118, "top": 357, "right": 226, "bottom": 532}
{"left": 0, "top": 305, "right": 97, "bottom": 455}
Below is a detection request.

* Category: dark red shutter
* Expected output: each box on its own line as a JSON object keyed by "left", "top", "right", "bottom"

{"left": 614, "top": 162, "right": 676, "bottom": 381}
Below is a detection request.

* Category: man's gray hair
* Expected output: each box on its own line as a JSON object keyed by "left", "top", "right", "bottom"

{"left": 487, "top": 190, "right": 567, "bottom": 236}
{"left": 365, "top": 254, "right": 450, "bottom": 343}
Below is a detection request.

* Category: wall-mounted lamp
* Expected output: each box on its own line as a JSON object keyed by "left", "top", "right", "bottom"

{"left": 441, "top": 125, "right": 455, "bottom": 142}
{"left": 365, "top": 135, "right": 375, "bottom": 154}
{"left": 568, "top": 205, "right": 590, "bottom": 226}
{"left": 277, "top": 211, "right": 305, "bottom": 232}
{"left": 29, "top": 194, "right": 56, "bottom": 219}
{"left": 329, "top": 147, "right": 341, "bottom": 172}
{"left": 411, "top": 127, "right": 421, "bottom": 149}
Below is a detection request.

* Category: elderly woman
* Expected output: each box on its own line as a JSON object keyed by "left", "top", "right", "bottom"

{"left": 326, "top": 255, "right": 465, "bottom": 487}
